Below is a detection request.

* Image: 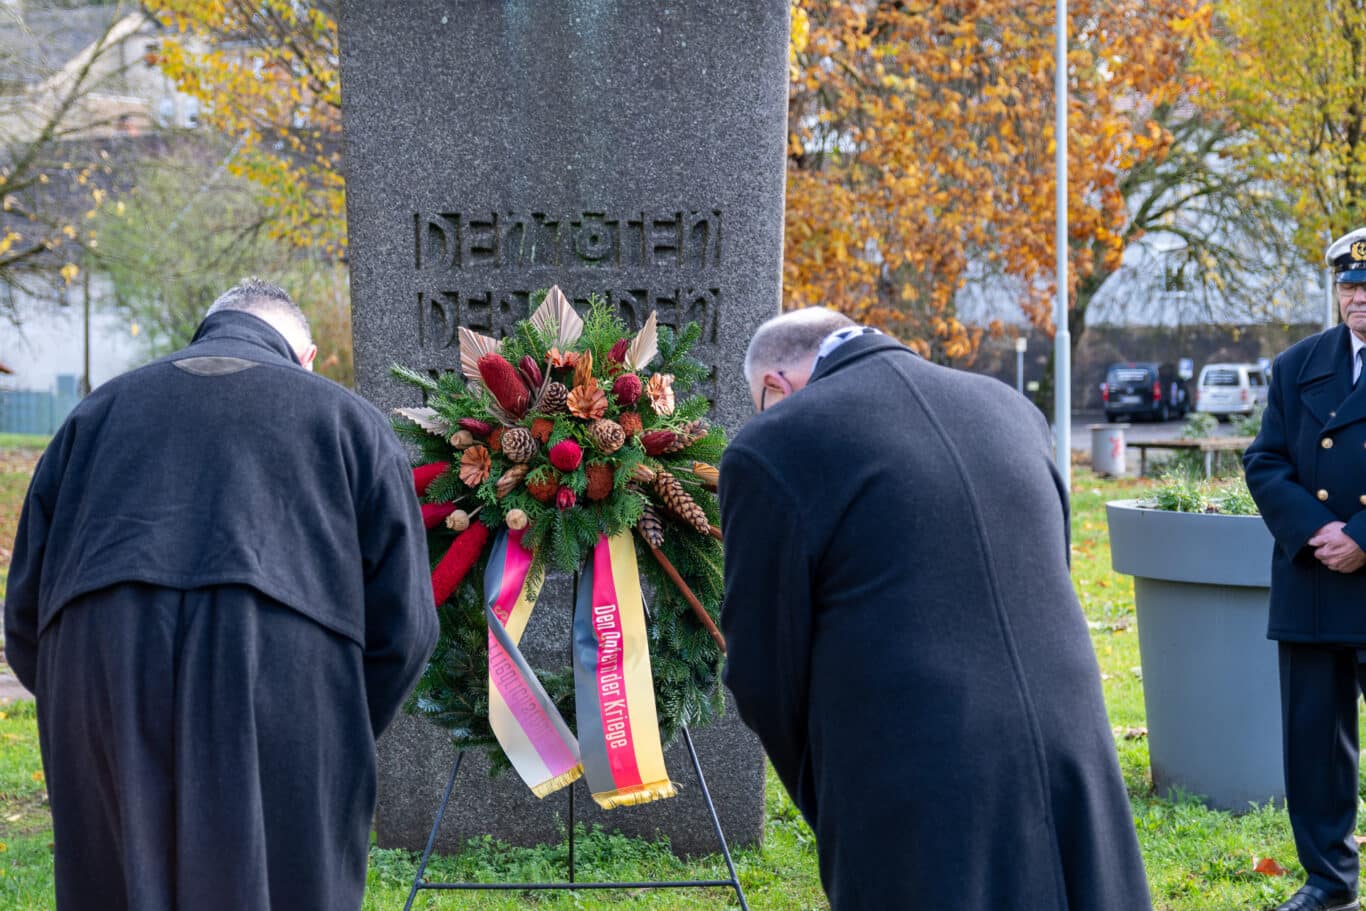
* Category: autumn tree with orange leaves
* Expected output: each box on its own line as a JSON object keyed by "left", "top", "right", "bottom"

{"left": 786, "top": 1, "right": 1213, "bottom": 363}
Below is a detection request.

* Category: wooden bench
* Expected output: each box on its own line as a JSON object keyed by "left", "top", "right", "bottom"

{"left": 1127, "top": 436, "right": 1256, "bottom": 478}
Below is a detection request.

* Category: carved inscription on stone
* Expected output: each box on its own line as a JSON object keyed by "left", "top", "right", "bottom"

{"left": 414, "top": 209, "right": 724, "bottom": 399}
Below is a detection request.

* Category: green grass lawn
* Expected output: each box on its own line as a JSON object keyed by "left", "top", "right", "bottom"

{"left": 0, "top": 448, "right": 1346, "bottom": 910}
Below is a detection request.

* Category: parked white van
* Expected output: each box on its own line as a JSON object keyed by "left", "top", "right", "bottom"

{"left": 1195, "top": 363, "right": 1268, "bottom": 421}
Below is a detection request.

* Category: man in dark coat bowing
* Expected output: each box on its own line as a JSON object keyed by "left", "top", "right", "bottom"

{"left": 4, "top": 278, "right": 437, "bottom": 911}
{"left": 1245, "top": 228, "right": 1366, "bottom": 911}
{"left": 719, "top": 308, "right": 1150, "bottom": 910}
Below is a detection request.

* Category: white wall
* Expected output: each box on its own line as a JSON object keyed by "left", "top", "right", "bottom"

{"left": 1, "top": 276, "right": 145, "bottom": 392}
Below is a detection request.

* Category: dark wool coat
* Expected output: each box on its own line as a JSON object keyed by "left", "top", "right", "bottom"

{"left": 1244, "top": 324, "right": 1366, "bottom": 643}
{"left": 4, "top": 311, "right": 437, "bottom": 911}
{"left": 719, "top": 334, "right": 1150, "bottom": 911}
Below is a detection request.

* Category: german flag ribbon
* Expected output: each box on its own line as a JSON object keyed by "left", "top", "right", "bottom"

{"left": 484, "top": 530, "right": 583, "bottom": 797}
{"left": 572, "top": 532, "right": 676, "bottom": 809}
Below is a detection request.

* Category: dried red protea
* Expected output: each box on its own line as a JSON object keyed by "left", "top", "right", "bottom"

{"left": 549, "top": 439, "right": 584, "bottom": 472}
{"left": 458, "top": 418, "right": 493, "bottom": 436}
{"left": 612, "top": 373, "right": 643, "bottom": 406}
{"left": 556, "top": 486, "right": 577, "bottom": 511}
{"left": 608, "top": 339, "right": 629, "bottom": 363}
{"left": 518, "top": 355, "right": 544, "bottom": 389}
{"left": 477, "top": 353, "right": 530, "bottom": 417}
{"left": 641, "top": 430, "right": 679, "bottom": 456}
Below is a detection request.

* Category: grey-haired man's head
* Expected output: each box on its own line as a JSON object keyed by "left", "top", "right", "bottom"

{"left": 744, "top": 307, "right": 856, "bottom": 412}
{"left": 207, "top": 278, "right": 317, "bottom": 370}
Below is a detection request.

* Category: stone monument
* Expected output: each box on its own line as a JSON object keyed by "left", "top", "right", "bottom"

{"left": 339, "top": 1, "right": 789, "bottom": 855}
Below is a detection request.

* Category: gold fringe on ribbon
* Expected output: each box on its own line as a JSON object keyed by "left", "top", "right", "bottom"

{"left": 590, "top": 780, "right": 678, "bottom": 810}
{"left": 529, "top": 763, "right": 585, "bottom": 799}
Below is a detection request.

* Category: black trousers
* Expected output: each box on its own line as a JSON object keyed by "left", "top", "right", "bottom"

{"left": 1280, "top": 641, "right": 1366, "bottom": 895}
{"left": 35, "top": 582, "right": 376, "bottom": 911}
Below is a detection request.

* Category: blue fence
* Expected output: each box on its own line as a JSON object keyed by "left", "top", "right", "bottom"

{"left": 0, "top": 375, "right": 80, "bottom": 435}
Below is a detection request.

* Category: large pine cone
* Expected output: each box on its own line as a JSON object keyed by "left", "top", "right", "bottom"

{"left": 637, "top": 503, "right": 665, "bottom": 548}
{"left": 538, "top": 382, "right": 569, "bottom": 414}
{"left": 587, "top": 419, "right": 625, "bottom": 454}
{"left": 502, "top": 427, "right": 537, "bottom": 463}
{"left": 653, "top": 469, "right": 709, "bottom": 535}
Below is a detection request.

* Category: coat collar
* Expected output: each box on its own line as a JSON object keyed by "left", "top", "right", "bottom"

{"left": 807, "top": 332, "right": 914, "bottom": 385}
{"left": 1298, "top": 323, "right": 1365, "bottom": 429}
{"left": 188, "top": 310, "right": 301, "bottom": 366}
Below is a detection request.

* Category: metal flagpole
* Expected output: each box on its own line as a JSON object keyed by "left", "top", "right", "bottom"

{"left": 1053, "top": 0, "right": 1071, "bottom": 487}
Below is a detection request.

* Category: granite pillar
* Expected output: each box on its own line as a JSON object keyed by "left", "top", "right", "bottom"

{"left": 339, "top": 0, "right": 788, "bottom": 854}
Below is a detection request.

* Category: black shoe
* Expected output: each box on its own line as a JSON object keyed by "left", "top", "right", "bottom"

{"left": 1274, "top": 884, "right": 1360, "bottom": 911}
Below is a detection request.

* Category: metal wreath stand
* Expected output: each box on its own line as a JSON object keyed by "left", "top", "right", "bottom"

{"left": 403, "top": 579, "right": 750, "bottom": 910}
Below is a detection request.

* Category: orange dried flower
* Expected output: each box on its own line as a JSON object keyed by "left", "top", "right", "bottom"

{"left": 530, "top": 417, "right": 555, "bottom": 444}
{"left": 646, "top": 373, "right": 675, "bottom": 416}
{"left": 489, "top": 427, "right": 504, "bottom": 452}
{"left": 459, "top": 445, "right": 491, "bottom": 487}
{"left": 573, "top": 350, "right": 596, "bottom": 389}
{"left": 619, "top": 411, "right": 643, "bottom": 437}
{"left": 526, "top": 470, "right": 559, "bottom": 503}
{"left": 566, "top": 384, "right": 608, "bottom": 420}
{"left": 547, "top": 347, "right": 579, "bottom": 369}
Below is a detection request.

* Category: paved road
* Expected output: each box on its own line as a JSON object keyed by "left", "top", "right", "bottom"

{"left": 1063, "top": 410, "right": 1250, "bottom": 452}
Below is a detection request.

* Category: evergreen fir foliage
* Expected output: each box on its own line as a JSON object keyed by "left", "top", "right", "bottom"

{"left": 391, "top": 292, "right": 728, "bottom": 760}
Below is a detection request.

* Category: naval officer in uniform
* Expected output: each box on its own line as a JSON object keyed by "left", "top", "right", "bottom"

{"left": 1245, "top": 228, "right": 1366, "bottom": 911}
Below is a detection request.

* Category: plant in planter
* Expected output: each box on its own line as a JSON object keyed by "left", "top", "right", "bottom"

{"left": 1107, "top": 474, "right": 1281, "bottom": 811}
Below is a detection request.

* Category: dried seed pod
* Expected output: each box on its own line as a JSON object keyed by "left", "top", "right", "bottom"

{"left": 448, "top": 429, "right": 476, "bottom": 449}
{"left": 459, "top": 445, "right": 491, "bottom": 487}
{"left": 445, "top": 509, "right": 470, "bottom": 532}
{"left": 495, "top": 463, "right": 530, "bottom": 498}
{"left": 631, "top": 462, "right": 657, "bottom": 484}
{"left": 505, "top": 508, "right": 529, "bottom": 531}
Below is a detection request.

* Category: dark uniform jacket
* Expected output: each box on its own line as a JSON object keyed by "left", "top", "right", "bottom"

{"left": 1245, "top": 323, "right": 1366, "bottom": 643}
{"left": 3, "top": 311, "right": 436, "bottom": 910}
{"left": 719, "top": 334, "right": 1150, "bottom": 911}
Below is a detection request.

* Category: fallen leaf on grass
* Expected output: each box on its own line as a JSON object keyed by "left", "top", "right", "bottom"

{"left": 1354, "top": 835, "right": 1366, "bottom": 845}
{"left": 1253, "top": 857, "right": 1288, "bottom": 876}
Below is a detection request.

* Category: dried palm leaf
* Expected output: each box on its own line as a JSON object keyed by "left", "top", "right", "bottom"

{"left": 458, "top": 327, "right": 501, "bottom": 389}
{"left": 624, "top": 311, "right": 658, "bottom": 371}
{"left": 529, "top": 285, "right": 584, "bottom": 349}
{"left": 393, "top": 407, "right": 451, "bottom": 438}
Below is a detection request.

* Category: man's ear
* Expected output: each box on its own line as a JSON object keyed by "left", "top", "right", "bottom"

{"left": 299, "top": 344, "right": 319, "bottom": 372}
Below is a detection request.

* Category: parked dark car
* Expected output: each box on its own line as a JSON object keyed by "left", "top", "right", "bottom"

{"left": 1101, "top": 362, "right": 1190, "bottom": 423}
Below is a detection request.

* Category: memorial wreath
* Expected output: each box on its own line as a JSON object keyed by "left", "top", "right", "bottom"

{"left": 391, "top": 287, "right": 726, "bottom": 808}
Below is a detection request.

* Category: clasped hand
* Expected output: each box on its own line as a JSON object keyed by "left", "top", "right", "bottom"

{"left": 1309, "top": 521, "right": 1366, "bottom": 573}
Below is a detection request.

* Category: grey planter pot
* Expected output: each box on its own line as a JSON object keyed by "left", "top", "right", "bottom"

{"left": 1106, "top": 500, "right": 1281, "bottom": 811}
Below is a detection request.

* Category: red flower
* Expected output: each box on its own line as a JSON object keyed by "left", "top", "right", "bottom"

{"left": 612, "top": 373, "right": 643, "bottom": 406}
{"left": 431, "top": 522, "right": 491, "bottom": 605}
{"left": 556, "top": 486, "right": 578, "bottom": 511}
{"left": 519, "top": 355, "right": 544, "bottom": 389}
{"left": 478, "top": 353, "right": 530, "bottom": 417}
{"left": 412, "top": 461, "right": 449, "bottom": 496}
{"left": 458, "top": 418, "right": 493, "bottom": 436}
{"left": 608, "top": 338, "right": 629, "bottom": 363}
{"left": 549, "top": 439, "right": 583, "bottom": 471}
{"left": 641, "top": 430, "right": 679, "bottom": 456}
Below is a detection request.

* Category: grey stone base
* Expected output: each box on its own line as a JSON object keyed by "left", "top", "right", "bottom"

{"left": 375, "top": 694, "right": 765, "bottom": 858}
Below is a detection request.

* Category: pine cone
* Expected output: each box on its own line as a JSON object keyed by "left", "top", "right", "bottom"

{"left": 495, "top": 463, "right": 530, "bottom": 498}
{"left": 619, "top": 411, "right": 643, "bottom": 437}
{"left": 459, "top": 445, "right": 491, "bottom": 487}
{"left": 680, "top": 419, "right": 708, "bottom": 443}
{"left": 588, "top": 419, "right": 625, "bottom": 454}
{"left": 539, "top": 382, "right": 569, "bottom": 414}
{"left": 585, "top": 462, "right": 615, "bottom": 501}
{"left": 526, "top": 469, "right": 558, "bottom": 503}
{"left": 567, "top": 384, "right": 608, "bottom": 420}
{"left": 637, "top": 504, "right": 665, "bottom": 548}
{"left": 502, "top": 427, "right": 537, "bottom": 463}
{"left": 641, "top": 429, "right": 679, "bottom": 456}
{"left": 654, "top": 470, "right": 710, "bottom": 535}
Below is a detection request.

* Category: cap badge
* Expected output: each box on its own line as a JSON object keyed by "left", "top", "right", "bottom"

{"left": 1350, "top": 241, "right": 1366, "bottom": 261}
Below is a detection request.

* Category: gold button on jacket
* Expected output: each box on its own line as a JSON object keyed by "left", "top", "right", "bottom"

{"left": 1318, "top": 489, "right": 1330, "bottom": 501}
{"left": 1322, "top": 437, "right": 1335, "bottom": 449}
